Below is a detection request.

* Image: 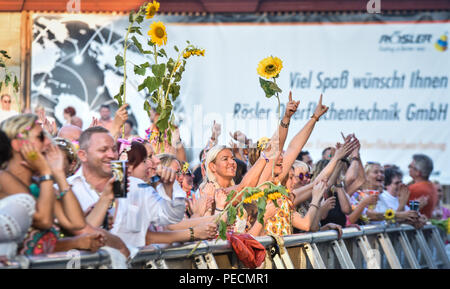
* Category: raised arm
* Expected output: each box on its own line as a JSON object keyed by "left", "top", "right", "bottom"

{"left": 278, "top": 94, "right": 329, "bottom": 182}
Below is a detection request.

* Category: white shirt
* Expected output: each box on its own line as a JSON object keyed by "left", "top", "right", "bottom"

{"left": 110, "top": 176, "right": 186, "bottom": 250}
{"left": 0, "top": 109, "right": 18, "bottom": 123}
{"left": 374, "top": 190, "right": 410, "bottom": 213}
{"left": 372, "top": 190, "right": 410, "bottom": 225}
{"left": 67, "top": 167, "right": 103, "bottom": 212}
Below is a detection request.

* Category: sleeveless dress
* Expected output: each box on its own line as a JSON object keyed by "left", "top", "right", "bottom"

{"left": 0, "top": 193, "right": 36, "bottom": 259}
{"left": 17, "top": 184, "right": 61, "bottom": 256}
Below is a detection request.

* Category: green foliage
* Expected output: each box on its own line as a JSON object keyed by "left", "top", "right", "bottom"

{"left": 218, "top": 220, "right": 227, "bottom": 241}
{"left": 113, "top": 84, "right": 124, "bottom": 106}
{"left": 259, "top": 77, "right": 282, "bottom": 98}
{"left": 115, "top": 55, "right": 124, "bottom": 67}
{"left": 0, "top": 50, "right": 19, "bottom": 93}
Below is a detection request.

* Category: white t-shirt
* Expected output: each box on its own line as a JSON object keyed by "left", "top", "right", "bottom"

{"left": 0, "top": 109, "right": 18, "bottom": 123}
{"left": 371, "top": 190, "right": 410, "bottom": 224}
{"left": 374, "top": 190, "right": 410, "bottom": 213}
{"left": 110, "top": 176, "right": 186, "bottom": 250}
{"left": 67, "top": 167, "right": 103, "bottom": 212}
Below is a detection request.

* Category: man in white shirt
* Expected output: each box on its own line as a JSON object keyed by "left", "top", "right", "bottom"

{"left": 0, "top": 94, "right": 18, "bottom": 123}
{"left": 69, "top": 126, "right": 186, "bottom": 256}
{"left": 374, "top": 167, "right": 421, "bottom": 225}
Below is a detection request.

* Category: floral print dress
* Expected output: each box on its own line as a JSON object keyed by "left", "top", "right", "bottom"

{"left": 264, "top": 195, "right": 293, "bottom": 236}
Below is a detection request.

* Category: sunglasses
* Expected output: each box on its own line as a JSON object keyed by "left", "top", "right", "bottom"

{"left": 298, "top": 172, "right": 312, "bottom": 180}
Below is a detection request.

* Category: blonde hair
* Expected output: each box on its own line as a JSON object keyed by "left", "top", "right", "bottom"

{"left": 292, "top": 160, "right": 310, "bottom": 172}
{"left": 202, "top": 145, "right": 235, "bottom": 189}
{"left": 0, "top": 113, "right": 39, "bottom": 140}
{"left": 157, "top": 153, "right": 179, "bottom": 168}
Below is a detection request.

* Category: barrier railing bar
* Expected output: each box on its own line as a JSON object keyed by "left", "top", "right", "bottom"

{"left": 2, "top": 224, "right": 447, "bottom": 269}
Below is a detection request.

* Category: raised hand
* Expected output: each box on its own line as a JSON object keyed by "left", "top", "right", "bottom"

{"left": 200, "top": 182, "right": 216, "bottom": 199}
{"left": 156, "top": 165, "right": 176, "bottom": 184}
{"left": 264, "top": 200, "right": 279, "bottom": 221}
{"left": 89, "top": 117, "right": 99, "bottom": 128}
{"left": 362, "top": 194, "right": 379, "bottom": 207}
{"left": 312, "top": 94, "right": 329, "bottom": 120}
{"left": 188, "top": 194, "right": 209, "bottom": 217}
{"left": 19, "top": 141, "right": 51, "bottom": 175}
{"left": 229, "top": 130, "right": 248, "bottom": 145}
{"left": 397, "top": 184, "right": 410, "bottom": 206}
{"left": 334, "top": 137, "right": 360, "bottom": 160}
{"left": 312, "top": 178, "right": 327, "bottom": 202}
{"left": 284, "top": 91, "right": 300, "bottom": 119}
{"left": 321, "top": 196, "right": 336, "bottom": 212}
{"left": 45, "top": 144, "right": 66, "bottom": 175}
{"left": 211, "top": 120, "right": 221, "bottom": 141}
{"left": 112, "top": 104, "right": 129, "bottom": 131}
{"left": 215, "top": 188, "right": 228, "bottom": 210}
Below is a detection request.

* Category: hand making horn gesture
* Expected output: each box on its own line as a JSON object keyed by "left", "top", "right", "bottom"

{"left": 284, "top": 91, "right": 300, "bottom": 119}
{"left": 311, "top": 94, "right": 329, "bottom": 121}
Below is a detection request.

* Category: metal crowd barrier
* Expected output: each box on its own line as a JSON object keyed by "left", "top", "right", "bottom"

{"left": 1, "top": 224, "right": 448, "bottom": 269}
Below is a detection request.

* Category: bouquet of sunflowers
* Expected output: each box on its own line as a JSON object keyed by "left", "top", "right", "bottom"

{"left": 114, "top": 1, "right": 205, "bottom": 144}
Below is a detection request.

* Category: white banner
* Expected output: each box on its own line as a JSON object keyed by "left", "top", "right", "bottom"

{"left": 31, "top": 15, "right": 450, "bottom": 183}
{"left": 169, "top": 22, "right": 450, "bottom": 183}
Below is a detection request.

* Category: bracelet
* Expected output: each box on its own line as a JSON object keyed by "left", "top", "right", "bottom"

{"left": 310, "top": 203, "right": 320, "bottom": 210}
{"left": 189, "top": 227, "right": 195, "bottom": 242}
{"left": 57, "top": 187, "right": 71, "bottom": 200}
{"left": 350, "top": 155, "right": 360, "bottom": 161}
{"left": 39, "top": 174, "right": 54, "bottom": 183}
{"left": 215, "top": 208, "right": 224, "bottom": 212}
{"left": 280, "top": 120, "right": 290, "bottom": 128}
{"left": 261, "top": 152, "right": 269, "bottom": 163}
{"left": 311, "top": 114, "right": 319, "bottom": 122}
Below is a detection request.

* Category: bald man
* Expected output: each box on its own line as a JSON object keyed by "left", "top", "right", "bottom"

{"left": 58, "top": 124, "right": 82, "bottom": 142}
{"left": 71, "top": 116, "right": 83, "bottom": 128}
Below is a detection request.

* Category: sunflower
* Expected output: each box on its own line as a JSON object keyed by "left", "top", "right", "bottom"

{"left": 384, "top": 209, "right": 395, "bottom": 221}
{"left": 145, "top": 0, "right": 160, "bottom": 19}
{"left": 257, "top": 56, "right": 283, "bottom": 79}
{"left": 148, "top": 21, "right": 167, "bottom": 46}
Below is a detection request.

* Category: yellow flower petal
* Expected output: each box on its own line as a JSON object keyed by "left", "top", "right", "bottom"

{"left": 257, "top": 56, "right": 283, "bottom": 79}
{"left": 148, "top": 21, "right": 167, "bottom": 46}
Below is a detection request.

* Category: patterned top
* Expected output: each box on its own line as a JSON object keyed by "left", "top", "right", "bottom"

{"left": 264, "top": 195, "right": 293, "bottom": 236}
{"left": 349, "top": 190, "right": 380, "bottom": 224}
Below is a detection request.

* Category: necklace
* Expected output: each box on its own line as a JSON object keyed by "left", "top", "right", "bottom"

{"left": 4, "top": 169, "right": 31, "bottom": 191}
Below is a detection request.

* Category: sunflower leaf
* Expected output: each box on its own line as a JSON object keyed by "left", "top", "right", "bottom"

{"left": 259, "top": 77, "right": 275, "bottom": 98}
{"left": 152, "top": 63, "right": 166, "bottom": 78}
{"left": 227, "top": 206, "right": 237, "bottom": 226}
{"left": 134, "top": 64, "right": 146, "bottom": 76}
{"left": 113, "top": 84, "right": 124, "bottom": 106}
{"left": 135, "top": 14, "right": 144, "bottom": 24}
{"left": 129, "top": 11, "right": 134, "bottom": 23}
{"left": 115, "top": 55, "right": 124, "bottom": 67}
{"left": 138, "top": 76, "right": 161, "bottom": 93}
{"left": 174, "top": 45, "right": 179, "bottom": 52}
{"left": 13, "top": 75, "right": 19, "bottom": 92}
{"left": 158, "top": 49, "right": 167, "bottom": 58}
{"left": 226, "top": 190, "right": 235, "bottom": 203}
{"left": 218, "top": 220, "right": 227, "bottom": 240}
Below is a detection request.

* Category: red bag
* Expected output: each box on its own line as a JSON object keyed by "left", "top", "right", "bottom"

{"left": 227, "top": 232, "right": 266, "bottom": 268}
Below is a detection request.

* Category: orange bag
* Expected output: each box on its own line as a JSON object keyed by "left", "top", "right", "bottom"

{"left": 227, "top": 232, "right": 266, "bottom": 268}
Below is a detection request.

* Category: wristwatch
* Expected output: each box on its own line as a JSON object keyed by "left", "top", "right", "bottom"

{"left": 39, "top": 174, "right": 54, "bottom": 183}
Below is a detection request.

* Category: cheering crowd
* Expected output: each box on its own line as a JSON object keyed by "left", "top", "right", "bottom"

{"left": 0, "top": 91, "right": 446, "bottom": 268}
